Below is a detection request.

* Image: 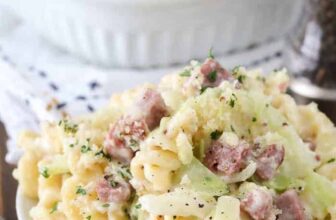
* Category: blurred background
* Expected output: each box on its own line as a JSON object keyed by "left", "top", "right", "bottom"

{"left": 0, "top": 0, "right": 335, "bottom": 219}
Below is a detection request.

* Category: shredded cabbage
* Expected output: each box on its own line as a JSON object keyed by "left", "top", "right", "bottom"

{"left": 221, "top": 162, "right": 257, "bottom": 184}
{"left": 139, "top": 189, "right": 216, "bottom": 219}
{"left": 175, "top": 157, "right": 228, "bottom": 196}
{"left": 212, "top": 196, "right": 240, "bottom": 220}
{"left": 301, "top": 172, "right": 336, "bottom": 219}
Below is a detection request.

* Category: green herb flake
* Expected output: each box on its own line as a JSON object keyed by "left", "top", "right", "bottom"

{"left": 210, "top": 130, "right": 223, "bottom": 140}
{"left": 58, "top": 120, "right": 78, "bottom": 134}
{"left": 76, "top": 186, "right": 87, "bottom": 195}
{"left": 229, "top": 98, "right": 235, "bottom": 108}
{"left": 200, "top": 86, "right": 208, "bottom": 94}
{"left": 94, "top": 149, "right": 111, "bottom": 160}
{"left": 102, "top": 204, "right": 110, "bottom": 208}
{"left": 327, "top": 158, "right": 335, "bottom": 163}
{"left": 208, "top": 47, "right": 215, "bottom": 59}
{"left": 129, "top": 139, "right": 140, "bottom": 151}
{"left": 232, "top": 65, "right": 242, "bottom": 75}
{"left": 237, "top": 75, "right": 246, "bottom": 83}
{"left": 230, "top": 125, "right": 236, "bottom": 133}
{"left": 94, "top": 150, "right": 103, "bottom": 157}
{"left": 135, "top": 204, "right": 142, "bottom": 209}
{"left": 207, "top": 71, "right": 217, "bottom": 82}
{"left": 252, "top": 117, "right": 257, "bottom": 122}
{"left": 86, "top": 216, "right": 92, "bottom": 220}
{"left": 109, "top": 180, "right": 119, "bottom": 188}
{"left": 81, "top": 145, "right": 91, "bottom": 153}
{"left": 40, "top": 167, "right": 50, "bottom": 178}
{"left": 179, "top": 70, "right": 191, "bottom": 77}
{"left": 117, "top": 165, "right": 132, "bottom": 180}
{"left": 50, "top": 202, "right": 58, "bottom": 214}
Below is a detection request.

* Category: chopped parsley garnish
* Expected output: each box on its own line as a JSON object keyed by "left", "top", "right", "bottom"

{"left": 81, "top": 144, "right": 91, "bottom": 153}
{"left": 327, "top": 158, "right": 335, "bottom": 163}
{"left": 252, "top": 117, "right": 257, "bottom": 122}
{"left": 210, "top": 130, "right": 223, "bottom": 140}
{"left": 109, "top": 180, "right": 119, "bottom": 188}
{"left": 95, "top": 149, "right": 111, "bottom": 160}
{"left": 179, "top": 70, "right": 191, "bottom": 77}
{"left": 230, "top": 125, "right": 236, "bottom": 132}
{"left": 58, "top": 120, "right": 78, "bottom": 134}
{"left": 232, "top": 65, "right": 241, "bottom": 75}
{"left": 208, "top": 47, "right": 215, "bottom": 59}
{"left": 229, "top": 98, "right": 235, "bottom": 108}
{"left": 200, "top": 86, "right": 208, "bottom": 94}
{"left": 135, "top": 204, "right": 142, "bottom": 209}
{"left": 117, "top": 165, "right": 132, "bottom": 180}
{"left": 228, "top": 93, "right": 237, "bottom": 108}
{"left": 40, "top": 167, "right": 50, "bottom": 178}
{"left": 86, "top": 216, "right": 92, "bottom": 220}
{"left": 76, "top": 186, "right": 86, "bottom": 195}
{"left": 237, "top": 74, "right": 246, "bottom": 83}
{"left": 248, "top": 128, "right": 251, "bottom": 135}
{"left": 207, "top": 71, "right": 217, "bottom": 82}
{"left": 50, "top": 202, "right": 58, "bottom": 214}
{"left": 102, "top": 204, "right": 110, "bottom": 208}
{"left": 129, "top": 138, "right": 140, "bottom": 151}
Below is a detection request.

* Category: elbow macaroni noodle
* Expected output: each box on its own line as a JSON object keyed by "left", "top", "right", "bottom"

{"left": 14, "top": 61, "right": 336, "bottom": 220}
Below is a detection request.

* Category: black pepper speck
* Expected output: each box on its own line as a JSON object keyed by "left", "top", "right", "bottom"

{"left": 76, "top": 95, "right": 87, "bottom": 100}
{"left": 56, "top": 102, "right": 67, "bottom": 109}
{"left": 39, "top": 71, "right": 47, "bottom": 77}
{"left": 87, "top": 104, "right": 95, "bottom": 112}
{"left": 49, "top": 82, "right": 59, "bottom": 91}
{"left": 89, "top": 81, "right": 101, "bottom": 90}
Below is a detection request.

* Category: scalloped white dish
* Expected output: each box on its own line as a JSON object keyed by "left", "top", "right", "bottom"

{"left": 16, "top": 189, "right": 36, "bottom": 220}
{"left": 3, "top": 0, "right": 304, "bottom": 67}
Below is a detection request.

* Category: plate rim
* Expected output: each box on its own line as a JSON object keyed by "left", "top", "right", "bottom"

{"left": 16, "top": 188, "right": 36, "bottom": 220}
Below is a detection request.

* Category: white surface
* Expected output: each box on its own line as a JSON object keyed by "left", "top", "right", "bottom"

{"left": 3, "top": 0, "right": 303, "bottom": 67}
{"left": 0, "top": 5, "right": 20, "bottom": 36}
{"left": 0, "top": 23, "right": 286, "bottom": 165}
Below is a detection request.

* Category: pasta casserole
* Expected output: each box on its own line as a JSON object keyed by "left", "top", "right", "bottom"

{"left": 14, "top": 56, "right": 336, "bottom": 220}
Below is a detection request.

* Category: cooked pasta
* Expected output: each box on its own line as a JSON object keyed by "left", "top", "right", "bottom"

{"left": 14, "top": 57, "right": 336, "bottom": 220}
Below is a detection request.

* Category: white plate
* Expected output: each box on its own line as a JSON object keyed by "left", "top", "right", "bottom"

{"left": 16, "top": 188, "right": 36, "bottom": 220}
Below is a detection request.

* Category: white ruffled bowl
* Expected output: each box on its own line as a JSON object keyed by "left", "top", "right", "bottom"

{"left": 4, "top": 0, "right": 304, "bottom": 67}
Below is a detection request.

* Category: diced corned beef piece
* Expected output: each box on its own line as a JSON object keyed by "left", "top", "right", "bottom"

{"left": 275, "top": 190, "right": 306, "bottom": 220}
{"left": 200, "top": 58, "right": 231, "bottom": 87}
{"left": 104, "top": 116, "right": 148, "bottom": 163}
{"left": 104, "top": 89, "right": 166, "bottom": 163}
{"left": 136, "top": 88, "right": 168, "bottom": 130}
{"left": 255, "top": 144, "right": 285, "bottom": 180}
{"left": 96, "top": 178, "right": 131, "bottom": 203}
{"left": 203, "top": 141, "right": 251, "bottom": 175}
{"left": 241, "top": 188, "right": 274, "bottom": 220}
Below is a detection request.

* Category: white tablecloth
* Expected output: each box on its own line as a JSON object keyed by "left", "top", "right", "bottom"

{"left": 0, "top": 22, "right": 286, "bottom": 164}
